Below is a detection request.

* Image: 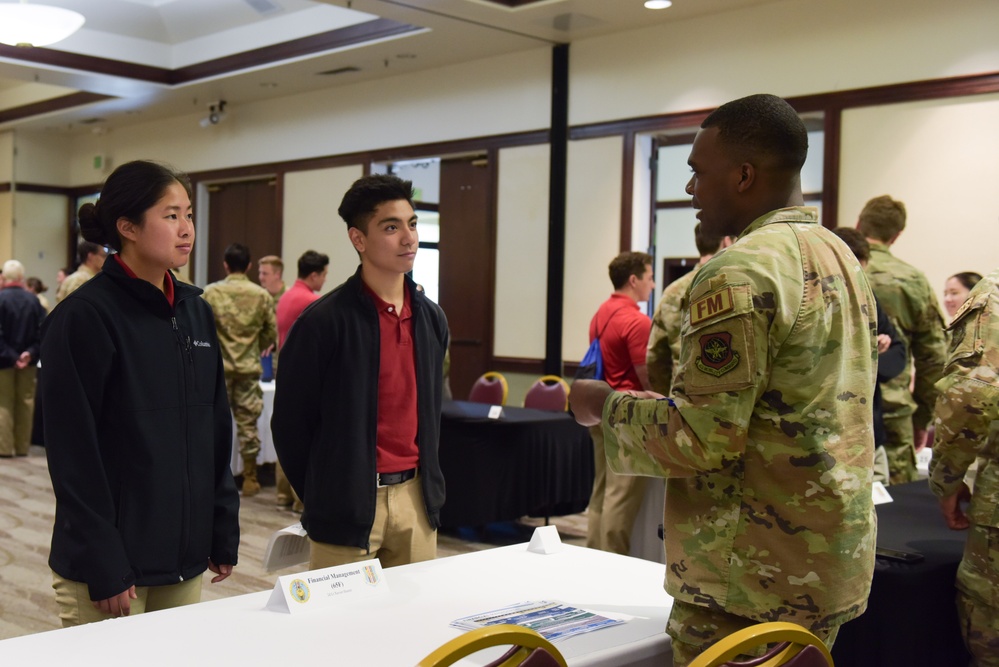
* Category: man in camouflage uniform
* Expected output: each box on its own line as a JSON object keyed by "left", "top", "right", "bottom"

{"left": 55, "top": 241, "right": 107, "bottom": 303}
{"left": 929, "top": 267, "right": 999, "bottom": 666}
{"left": 858, "top": 195, "right": 947, "bottom": 484}
{"left": 570, "top": 94, "right": 877, "bottom": 665}
{"left": 647, "top": 223, "right": 731, "bottom": 394}
{"left": 203, "top": 243, "right": 277, "bottom": 496}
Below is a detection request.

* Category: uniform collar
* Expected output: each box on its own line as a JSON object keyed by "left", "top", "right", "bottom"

{"left": 739, "top": 206, "right": 820, "bottom": 240}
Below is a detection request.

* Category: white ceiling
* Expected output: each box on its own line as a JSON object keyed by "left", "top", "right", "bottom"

{"left": 0, "top": 0, "right": 782, "bottom": 134}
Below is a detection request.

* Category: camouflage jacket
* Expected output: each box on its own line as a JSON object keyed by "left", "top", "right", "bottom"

{"left": 865, "top": 243, "right": 947, "bottom": 426}
{"left": 929, "top": 268, "right": 999, "bottom": 530}
{"left": 603, "top": 207, "right": 878, "bottom": 626}
{"left": 203, "top": 273, "right": 277, "bottom": 376}
{"left": 647, "top": 264, "right": 700, "bottom": 394}
{"left": 56, "top": 265, "right": 96, "bottom": 303}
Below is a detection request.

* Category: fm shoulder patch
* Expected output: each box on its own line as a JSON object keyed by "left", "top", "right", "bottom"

{"left": 690, "top": 287, "right": 734, "bottom": 327}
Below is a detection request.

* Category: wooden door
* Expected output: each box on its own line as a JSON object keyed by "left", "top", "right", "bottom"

{"left": 438, "top": 157, "right": 495, "bottom": 401}
{"left": 206, "top": 179, "right": 281, "bottom": 284}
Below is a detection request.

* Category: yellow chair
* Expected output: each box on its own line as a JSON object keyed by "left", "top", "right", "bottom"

{"left": 468, "top": 371, "right": 508, "bottom": 405}
{"left": 688, "top": 622, "right": 834, "bottom": 667}
{"left": 523, "top": 375, "right": 570, "bottom": 411}
{"left": 417, "top": 624, "right": 568, "bottom": 667}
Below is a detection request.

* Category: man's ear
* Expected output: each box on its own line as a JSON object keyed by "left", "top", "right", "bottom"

{"left": 735, "top": 162, "right": 755, "bottom": 193}
{"left": 348, "top": 227, "right": 366, "bottom": 253}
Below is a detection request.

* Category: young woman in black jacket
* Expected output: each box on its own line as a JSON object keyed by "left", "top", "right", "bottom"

{"left": 41, "top": 160, "right": 240, "bottom": 625}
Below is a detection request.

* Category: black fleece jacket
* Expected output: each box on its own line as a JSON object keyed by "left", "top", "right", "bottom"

{"left": 41, "top": 256, "right": 239, "bottom": 600}
{"left": 272, "top": 267, "right": 449, "bottom": 549}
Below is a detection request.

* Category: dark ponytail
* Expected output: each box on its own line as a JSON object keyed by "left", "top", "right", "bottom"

{"left": 79, "top": 161, "right": 192, "bottom": 251}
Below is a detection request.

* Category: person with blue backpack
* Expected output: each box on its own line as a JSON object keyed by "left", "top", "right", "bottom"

{"left": 584, "top": 251, "right": 655, "bottom": 555}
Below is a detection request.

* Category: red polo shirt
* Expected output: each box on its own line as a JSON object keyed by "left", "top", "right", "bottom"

{"left": 276, "top": 279, "right": 318, "bottom": 347}
{"left": 364, "top": 283, "right": 419, "bottom": 473}
{"left": 589, "top": 293, "right": 650, "bottom": 392}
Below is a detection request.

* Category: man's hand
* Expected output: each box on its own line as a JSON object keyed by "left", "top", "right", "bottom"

{"left": 208, "top": 560, "right": 233, "bottom": 583}
{"left": 914, "top": 427, "right": 930, "bottom": 452}
{"left": 568, "top": 380, "right": 613, "bottom": 427}
{"left": 261, "top": 344, "right": 275, "bottom": 358}
{"left": 938, "top": 483, "right": 972, "bottom": 530}
{"left": 876, "top": 334, "right": 891, "bottom": 354}
{"left": 15, "top": 351, "right": 31, "bottom": 370}
{"left": 93, "top": 585, "right": 137, "bottom": 617}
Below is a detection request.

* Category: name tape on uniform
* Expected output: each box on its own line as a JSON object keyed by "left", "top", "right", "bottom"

{"left": 266, "top": 558, "right": 389, "bottom": 614}
{"left": 690, "top": 287, "right": 734, "bottom": 327}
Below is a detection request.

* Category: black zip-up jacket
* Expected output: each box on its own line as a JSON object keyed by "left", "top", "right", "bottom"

{"left": 272, "top": 267, "right": 449, "bottom": 549}
{"left": 0, "top": 284, "right": 46, "bottom": 367}
{"left": 41, "top": 256, "right": 239, "bottom": 601}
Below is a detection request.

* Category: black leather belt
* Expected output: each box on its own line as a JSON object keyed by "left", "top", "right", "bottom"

{"left": 377, "top": 468, "right": 417, "bottom": 487}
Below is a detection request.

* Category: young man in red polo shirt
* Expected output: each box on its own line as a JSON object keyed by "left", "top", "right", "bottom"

{"left": 272, "top": 175, "right": 449, "bottom": 569}
{"left": 586, "top": 251, "right": 655, "bottom": 555}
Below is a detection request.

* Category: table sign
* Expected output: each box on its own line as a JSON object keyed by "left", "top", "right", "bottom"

{"left": 488, "top": 405, "right": 504, "bottom": 419}
{"left": 265, "top": 558, "right": 389, "bottom": 614}
{"left": 871, "top": 481, "right": 893, "bottom": 505}
{"left": 528, "top": 525, "right": 563, "bottom": 554}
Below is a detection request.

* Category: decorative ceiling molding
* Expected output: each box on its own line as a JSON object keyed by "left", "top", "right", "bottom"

{"left": 0, "top": 91, "right": 115, "bottom": 124}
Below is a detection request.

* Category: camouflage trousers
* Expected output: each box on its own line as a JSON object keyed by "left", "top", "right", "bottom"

{"left": 586, "top": 425, "right": 647, "bottom": 555}
{"left": 956, "top": 523, "right": 999, "bottom": 666}
{"left": 226, "top": 373, "right": 262, "bottom": 461}
{"left": 882, "top": 414, "right": 918, "bottom": 484}
{"left": 666, "top": 600, "right": 841, "bottom": 667}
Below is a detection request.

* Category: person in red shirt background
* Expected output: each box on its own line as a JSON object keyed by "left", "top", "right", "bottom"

{"left": 276, "top": 250, "right": 329, "bottom": 347}
{"left": 586, "top": 251, "right": 655, "bottom": 555}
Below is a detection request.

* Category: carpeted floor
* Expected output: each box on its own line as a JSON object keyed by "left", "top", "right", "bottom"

{"left": 0, "top": 447, "right": 587, "bottom": 641}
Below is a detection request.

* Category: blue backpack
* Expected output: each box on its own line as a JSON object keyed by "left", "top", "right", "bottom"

{"left": 575, "top": 305, "right": 627, "bottom": 381}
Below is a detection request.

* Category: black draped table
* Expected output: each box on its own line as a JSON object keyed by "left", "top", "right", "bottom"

{"left": 832, "top": 481, "right": 971, "bottom": 666}
{"left": 438, "top": 400, "right": 594, "bottom": 528}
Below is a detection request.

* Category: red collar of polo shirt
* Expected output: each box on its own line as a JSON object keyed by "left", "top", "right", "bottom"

{"left": 114, "top": 254, "right": 175, "bottom": 307}
{"left": 362, "top": 281, "right": 411, "bottom": 317}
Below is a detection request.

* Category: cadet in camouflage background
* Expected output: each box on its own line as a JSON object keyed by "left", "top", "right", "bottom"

{"left": 858, "top": 195, "right": 947, "bottom": 484}
{"left": 646, "top": 223, "right": 730, "bottom": 394}
{"left": 203, "top": 243, "right": 277, "bottom": 497}
{"left": 929, "top": 266, "right": 999, "bottom": 666}
{"left": 55, "top": 241, "right": 106, "bottom": 303}
{"left": 570, "top": 94, "right": 877, "bottom": 666}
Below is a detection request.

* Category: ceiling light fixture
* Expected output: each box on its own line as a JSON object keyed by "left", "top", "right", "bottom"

{"left": 0, "top": 1, "right": 86, "bottom": 48}
{"left": 644, "top": 0, "right": 673, "bottom": 9}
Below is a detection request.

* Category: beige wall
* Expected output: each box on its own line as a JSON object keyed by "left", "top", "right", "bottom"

{"left": 563, "top": 136, "right": 623, "bottom": 361}
{"left": 13, "top": 192, "right": 68, "bottom": 290}
{"left": 494, "top": 144, "right": 550, "bottom": 360}
{"left": 282, "top": 166, "right": 364, "bottom": 293}
{"left": 840, "top": 93, "right": 999, "bottom": 307}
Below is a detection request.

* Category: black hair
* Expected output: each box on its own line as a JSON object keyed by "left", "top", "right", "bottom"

{"left": 297, "top": 250, "right": 329, "bottom": 279}
{"left": 832, "top": 227, "right": 871, "bottom": 264}
{"left": 337, "top": 174, "right": 415, "bottom": 232}
{"left": 224, "top": 243, "right": 251, "bottom": 273}
{"left": 77, "top": 241, "right": 104, "bottom": 265}
{"left": 701, "top": 94, "right": 808, "bottom": 172}
{"left": 77, "top": 160, "right": 192, "bottom": 252}
{"left": 951, "top": 272, "right": 983, "bottom": 292}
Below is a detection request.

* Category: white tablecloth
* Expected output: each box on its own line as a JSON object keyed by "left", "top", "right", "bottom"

{"left": 0, "top": 543, "right": 673, "bottom": 666}
{"left": 230, "top": 380, "right": 276, "bottom": 475}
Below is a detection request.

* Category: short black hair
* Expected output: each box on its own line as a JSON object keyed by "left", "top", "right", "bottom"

{"left": 337, "top": 174, "right": 415, "bottom": 233}
{"left": 951, "top": 272, "right": 983, "bottom": 292}
{"left": 224, "top": 243, "right": 251, "bottom": 273}
{"left": 77, "top": 240, "right": 104, "bottom": 265}
{"left": 297, "top": 250, "right": 329, "bottom": 278}
{"left": 693, "top": 222, "right": 726, "bottom": 257}
{"left": 701, "top": 93, "right": 808, "bottom": 172}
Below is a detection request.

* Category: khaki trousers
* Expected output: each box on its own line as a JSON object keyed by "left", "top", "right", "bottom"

{"left": 586, "top": 425, "right": 647, "bottom": 555}
{"left": 309, "top": 473, "right": 436, "bottom": 570}
{"left": 0, "top": 366, "right": 36, "bottom": 456}
{"left": 52, "top": 571, "right": 202, "bottom": 627}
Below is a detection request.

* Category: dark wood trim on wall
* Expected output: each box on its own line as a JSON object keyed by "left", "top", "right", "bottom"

{"left": 620, "top": 131, "right": 634, "bottom": 252}
{"left": 821, "top": 109, "right": 842, "bottom": 229}
{"left": 0, "top": 19, "right": 421, "bottom": 86}
{"left": 492, "top": 356, "right": 546, "bottom": 375}
{"left": 0, "top": 92, "right": 115, "bottom": 124}
{"left": 4, "top": 183, "right": 74, "bottom": 196}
